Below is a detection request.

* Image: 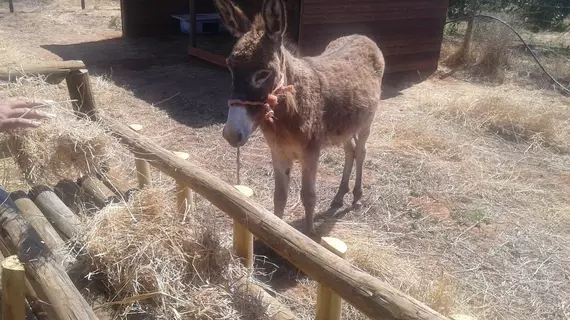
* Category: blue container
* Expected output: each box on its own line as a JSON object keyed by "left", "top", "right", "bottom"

{"left": 171, "top": 13, "right": 227, "bottom": 35}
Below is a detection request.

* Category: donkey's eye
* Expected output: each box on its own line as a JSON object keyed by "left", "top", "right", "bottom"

{"left": 252, "top": 70, "right": 272, "bottom": 86}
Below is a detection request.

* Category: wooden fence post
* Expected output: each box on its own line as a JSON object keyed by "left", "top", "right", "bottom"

{"left": 316, "top": 237, "right": 348, "bottom": 320}
{"left": 129, "top": 124, "right": 152, "bottom": 188}
{"left": 81, "top": 0, "right": 85, "bottom": 9}
{"left": 174, "top": 151, "right": 194, "bottom": 222}
{"left": 233, "top": 185, "right": 254, "bottom": 269}
{"left": 8, "top": 0, "right": 14, "bottom": 13}
{"left": 66, "top": 68, "right": 97, "bottom": 121}
{"left": 2, "top": 255, "right": 26, "bottom": 320}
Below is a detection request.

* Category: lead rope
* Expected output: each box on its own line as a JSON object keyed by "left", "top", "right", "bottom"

{"left": 236, "top": 146, "right": 241, "bottom": 185}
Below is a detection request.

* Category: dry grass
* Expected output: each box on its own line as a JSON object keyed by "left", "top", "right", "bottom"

{"left": 75, "top": 187, "right": 257, "bottom": 319}
{"left": 442, "top": 15, "right": 570, "bottom": 93}
{"left": 418, "top": 82, "right": 570, "bottom": 151}
{"left": 470, "top": 20, "right": 513, "bottom": 80}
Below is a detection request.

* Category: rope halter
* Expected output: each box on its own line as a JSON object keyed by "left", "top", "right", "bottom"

{"left": 227, "top": 76, "right": 295, "bottom": 123}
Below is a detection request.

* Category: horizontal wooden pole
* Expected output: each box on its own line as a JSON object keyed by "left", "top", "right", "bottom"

{"left": 78, "top": 175, "right": 122, "bottom": 207}
{"left": 98, "top": 113, "right": 449, "bottom": 320}
{"left": 0, "top": 60, "right": 86, "bottom": 84}
{"left": 10, "top": 191, "right": 69, "bottom": 266}
{"left": 29, "top": 186, "right": 82, "bottom": 240}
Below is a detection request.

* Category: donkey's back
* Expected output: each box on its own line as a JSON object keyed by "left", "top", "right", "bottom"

{"left": 302, "top": 34, "right": 385, "bottom": 146}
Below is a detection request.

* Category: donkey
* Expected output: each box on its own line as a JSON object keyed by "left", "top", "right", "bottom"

{"left": 215, "top": 0, "right": 385, "bottom": 236}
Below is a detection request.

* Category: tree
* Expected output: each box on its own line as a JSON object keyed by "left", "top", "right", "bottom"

{"left": 447, "top": 0, "right": 570, "bottom": 30}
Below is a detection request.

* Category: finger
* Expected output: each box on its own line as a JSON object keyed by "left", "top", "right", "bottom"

{"left": 0, "top": 118, "right": 42, "bottom": 131}
{"left": 5, "top": 98, "right": 55, "bottom": 109}
{"left": 9, "top": 108, "right": 56, "bottom": 120}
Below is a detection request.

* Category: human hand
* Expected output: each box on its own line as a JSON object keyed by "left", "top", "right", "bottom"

{"left": 0, "top": 98, "right": 56, "bottom": 132}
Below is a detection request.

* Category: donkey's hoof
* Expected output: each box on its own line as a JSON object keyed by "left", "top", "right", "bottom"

{"left": 305, "top": 226, "right": 318, "bottom": 239}
{"left": 352, "top": 199, "right": 362, "bottom": 209}
{"left": 330, "top": 198, "right": 344, "bottom": 209}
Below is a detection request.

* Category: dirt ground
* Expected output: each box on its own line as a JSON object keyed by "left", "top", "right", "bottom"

{"left": 1, "top": 1, "right": 570, "bottom": 320}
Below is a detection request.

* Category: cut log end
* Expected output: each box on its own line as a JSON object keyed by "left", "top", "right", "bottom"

{"left": 173, "top": 151, "right": 190, "bottom": 160}
{"left": 2, "top": 255, "right": 24, "bottom": 271}
{"left": 320, "top": 237, "right": 347, "bottom": 258}
{"left": 234, "top": 185, "right": 254, "bottom": 198}
{"left": 129, "top": 124, "right": 143, "bottom": 131}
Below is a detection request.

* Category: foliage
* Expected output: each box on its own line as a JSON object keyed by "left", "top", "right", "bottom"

{"left": 448, "top": 0, "right": 570, "bottom": 30}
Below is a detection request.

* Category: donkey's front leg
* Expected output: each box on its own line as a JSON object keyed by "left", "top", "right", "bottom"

{"left": 272, "top": 151, "right": 293, "bottom": 219}
{"left": 301, "top": 148, "right": 320, "bottom": 236}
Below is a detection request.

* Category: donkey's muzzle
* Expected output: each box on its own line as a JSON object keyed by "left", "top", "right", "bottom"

{"left": 223, "top": 105, "right": 254, "bottom": 148}
{"left": 223, "top": 125, "right": 246, "bottom": 148}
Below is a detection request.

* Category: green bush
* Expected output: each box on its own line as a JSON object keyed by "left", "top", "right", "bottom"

{"left": 448, "top": 0, "right": 570, "bottom": 31}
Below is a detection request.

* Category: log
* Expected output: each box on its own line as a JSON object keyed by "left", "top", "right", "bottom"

{"left": 98, "top": 114, "right": 449, "bottom": 320}
{"left": 233, "top": 277, "right": 296, "bottom": 320}
{"left": 129, "top": 125, "right": 152, "bottom": 188}
{"left": 10, "top": 191, "right": 69, "bottom": 266}
{"left": 316, "top": 237, "right": 348, "bottom": 320}
{"left": 53, "top": 179, "right": 84, "bottom": 212}
{"left": 174, "top": 151, "right": 194, "bottom": 221}
{"left": 95, "top": 168, "right": 137, "bottom": 201}
{"left": 77, "top": 175, "right": 121, "bottom": 208}
{"left": 0, "top": 190, "right": 99, "bottom": 320}
{"left": 0, "top": 252, "right": 43, "bottom": 320}
{"left": 2, "top": 255, "right": 26, "bottom": 320}
{"left": 233, "top": 185, "right": 254, "bottom": 269}
{"left": 29, "top": 186, "right": 82, "bottom": 240}
{"left": 0, "top": 61, "right": 86, "bottom": 84}
{"left": 66, "top": 68, "right": 97, "bottom": 121}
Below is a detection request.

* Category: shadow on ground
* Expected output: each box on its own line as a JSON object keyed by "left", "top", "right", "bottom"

{"left": 42, "top": 36, "right": 231, "bottom": 129}
{"left": 252, "top": 202, "right": 356, "bottom": 294}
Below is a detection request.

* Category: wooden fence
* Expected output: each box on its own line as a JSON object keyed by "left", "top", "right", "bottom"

{"left": 0, "top": 62, "right": 452, "bottom": 320}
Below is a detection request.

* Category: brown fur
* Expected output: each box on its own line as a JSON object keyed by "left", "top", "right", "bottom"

{"left": 216, "top": 0, "right": 385, "bottom": 236}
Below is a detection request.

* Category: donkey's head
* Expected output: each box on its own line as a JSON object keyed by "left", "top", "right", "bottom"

{"left": 215, "top": 0, "right": 288, "bottom": 147}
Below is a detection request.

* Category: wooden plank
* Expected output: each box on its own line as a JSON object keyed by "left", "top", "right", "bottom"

{"left": 97, "top": 113, "right": 449, "bottom": 320}
{"left": 0, "top": 191, "right": 98, "bottom": 320}
{"left": 188, "top": 46, "right": 227, "bottom": 67}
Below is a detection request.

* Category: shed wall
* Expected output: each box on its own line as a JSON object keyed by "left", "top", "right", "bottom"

{"left": 298, "top": 0, "right": 448, "bottom": 78}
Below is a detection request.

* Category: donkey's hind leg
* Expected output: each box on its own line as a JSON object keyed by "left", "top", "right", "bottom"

{"left": 331, "top": 137, "right": 356, "bottom": 208}
{"left": 353, "top": 123, "right": 372, "bottom": 207}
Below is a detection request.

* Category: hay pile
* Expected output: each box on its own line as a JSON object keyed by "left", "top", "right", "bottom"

{"left": 4, "top": 103, "right": 117, "bottom": 185}
{"left": 76, "top": 186, "right": 264, "bottom": 319}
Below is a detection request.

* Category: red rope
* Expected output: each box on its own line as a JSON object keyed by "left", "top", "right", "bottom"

{"left": 227, "top": 77, "right": 295, "bottom": 123}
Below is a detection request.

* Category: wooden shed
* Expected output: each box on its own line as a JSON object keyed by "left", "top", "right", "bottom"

{"left": 120, "top": 0, "right": 449, "bottom": 82}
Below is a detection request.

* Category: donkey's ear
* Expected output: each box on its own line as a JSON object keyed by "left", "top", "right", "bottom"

{"left": 214, "top": 0, "right": 251, "bottom": 37}
{"left": 262, "top": 0, "right": 287, "bottom": 41}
